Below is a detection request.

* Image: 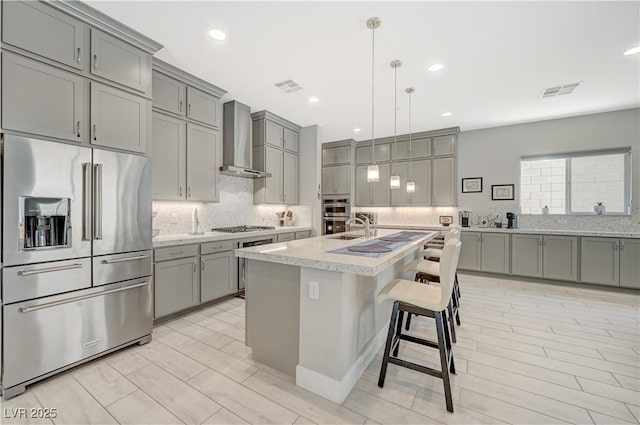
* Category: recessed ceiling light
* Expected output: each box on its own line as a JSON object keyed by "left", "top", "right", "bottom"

{"left": 309, "top": 96, "right": 320, "bottom": 103}
{"left": 623, "top": 45, "right": 640, "bottom": 56}
{"left": 441, "top": 112, "right": 452, "bottom": 117}
{"left": 208, "top": 29, "right": 226, "bottom": 41}
{"left": 427, "top": 63, "right": 443, "bottom": 72}
{"left": 353, "top": 128, "right": 361, "bottom": 133}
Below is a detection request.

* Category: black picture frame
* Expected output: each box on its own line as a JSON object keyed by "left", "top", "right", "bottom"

{"left": 491, "top": 184, "right": 515, "bottom": 201}
{"left": 461, "top": 177, "right": 483, "bottom": 193}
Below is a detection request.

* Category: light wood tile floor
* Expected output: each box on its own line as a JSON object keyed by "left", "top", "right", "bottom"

{"left": 2, "top": 274, "right": 639, "bottom": 425}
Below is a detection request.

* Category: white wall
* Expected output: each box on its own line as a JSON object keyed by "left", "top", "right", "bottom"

{"left": 299, "top": 125, "right": 322, "bottom": 236}
{"left": 457, "top": 108, "right": 640, "bottom": 216}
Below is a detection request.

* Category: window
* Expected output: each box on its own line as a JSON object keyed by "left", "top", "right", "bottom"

{"left": 520, "top": 149, "right": 631, "bottom": 215}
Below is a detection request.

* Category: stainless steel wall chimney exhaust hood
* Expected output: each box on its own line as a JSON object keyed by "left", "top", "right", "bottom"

{"left": 220, "top": 100, "right": 271, "bottom": 178}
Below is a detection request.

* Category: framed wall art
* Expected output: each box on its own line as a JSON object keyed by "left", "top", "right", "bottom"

{"left": 491, "top": 184, "right": 515, "bottom": 201}
{"left": 462, "top": 177, "right": 483, "bottom": 193}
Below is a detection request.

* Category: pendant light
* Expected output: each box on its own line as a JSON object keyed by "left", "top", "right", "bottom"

{"left": 389, "top": 60, "right": 402, "bottom": 189}
{"left": 405, "top": 87, "right": 416, "bottom": 193}
{"left": 366, "top": 17, "right": 381, "bottom": 182}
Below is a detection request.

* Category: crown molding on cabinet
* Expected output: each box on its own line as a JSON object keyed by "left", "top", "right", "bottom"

{"left": 354, "top": 126, "right": 460, "bottom": 147}
{"left": 251, "top": 110, "right": 302, "bottom": 132}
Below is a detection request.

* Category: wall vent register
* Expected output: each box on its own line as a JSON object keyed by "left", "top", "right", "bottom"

{"left": 274, "top": 79, "right": 303, "bottom": 93}
{"left": 541, "top": 82, "right": 581, "bottom": 98}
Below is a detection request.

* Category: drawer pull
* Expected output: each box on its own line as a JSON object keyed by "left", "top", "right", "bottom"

{"left": 18, "top": 263, "right": 83, "bottom": 277}
{"left": 102, "top": 255, "right": 149, "bottom": 264}
{"left": 19, "top": 280, "right": 149, "bottom": 313}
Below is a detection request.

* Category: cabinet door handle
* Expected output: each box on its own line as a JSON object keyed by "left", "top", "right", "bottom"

{"left": 620, "top": 240, "right": 625, "bottom": 250}
{"left": 77, "top": 121, "right": 81, "bottom": 138}
{"left": 93, "top": 125, "right": 98, "bottom": 141}
{"left": 188, "top": 187, "right": 191, "bottom": 198}
{"left": 179, "top": 186, "right": 183, "bottom": 197}
{"left": 179, "top": 100, "right": 183, "bottom": 112}
{"left": 93, "top": 54, "right": 98, "bottom": 69}
{"left": 188, "top": 104, "right": 192, "bottom": 115}
{"left": 201, "top": 257, "right": 205, "bottom": 271}
{"left": 193, "top": 261, "right": 197, "bottom": 273}
{"left": 77, "top": 47, "right": 81, "bottom": 64}
{"left": 614, "top": 241, "right": 619, "bottom": 250}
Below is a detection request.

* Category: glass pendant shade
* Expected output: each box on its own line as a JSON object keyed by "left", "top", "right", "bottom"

{"left": 406, "top": 180, "right": 416, "bottom": 193}
{"left": 390, "top": 173, "right": 401, "bottom": 189}
{"left": 367, "top": 164, "right": 380, "bottom": 182}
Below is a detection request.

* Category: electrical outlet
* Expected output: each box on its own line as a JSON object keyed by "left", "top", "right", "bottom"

{"left": 170, "top": 212, "right": 178, "bottom": 224}
{"left": 309, "top": 281, "right": 320, "bottom": 300}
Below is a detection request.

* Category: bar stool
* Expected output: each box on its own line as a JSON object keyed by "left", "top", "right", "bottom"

{"left": 377, "top": 240, "right": 462, "bottom": 412}
{"left": 421, "top": 227, "right": 461, "bottom": 300}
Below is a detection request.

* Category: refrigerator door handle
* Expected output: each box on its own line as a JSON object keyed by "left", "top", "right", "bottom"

{"left": 93, "top": 163, "right": 103, "bottom": 240}
{"left": 19, "top": 280, "right": 149, "bottom": 313}
{"left": 18, "top": 263, "right": 83, "bottom": 276}
{"left": 101, "top": 255, "right": 149, "bottom": 264}
{"left": 82, "top": 162, "right": 92, "bottom": 241}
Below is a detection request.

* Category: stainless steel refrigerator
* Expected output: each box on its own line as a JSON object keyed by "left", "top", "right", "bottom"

{"left": 1, "top": 135, "right": 153, "bottom": 399}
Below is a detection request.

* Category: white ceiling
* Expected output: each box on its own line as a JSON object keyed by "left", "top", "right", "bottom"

{"left": 87, "top": 1, "right": 640, "bottom": 142}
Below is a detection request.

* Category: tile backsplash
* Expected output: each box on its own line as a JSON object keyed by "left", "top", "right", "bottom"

{"left": 152, "top": 175, "right": 312, "bottom": 235}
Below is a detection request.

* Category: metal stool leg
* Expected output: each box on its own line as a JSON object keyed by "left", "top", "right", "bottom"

{"left": 393, "top": 310, "right": 405, "bottom": 357}
{"left": 405, "top": 312, "right": 412, "bottom": 331}
{"left": 435, "top": 311, "right": 454, "bottom": 412}
{"left": 378, "top": 303, "right": 399, "bottom": 387}
{"left": 441, "top": 309, "right": 456, "bottom": 374}
{"left": 447, "top": 300, "right": 457, "bottom": 343}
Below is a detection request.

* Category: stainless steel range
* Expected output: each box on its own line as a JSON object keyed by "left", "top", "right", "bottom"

{"left": 1, "top": 135, "right": 153, "bottom": 399}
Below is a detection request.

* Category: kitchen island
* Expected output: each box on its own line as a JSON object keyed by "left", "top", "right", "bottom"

{"left": 235, "top": 229, "right": 438, "bottom": 403}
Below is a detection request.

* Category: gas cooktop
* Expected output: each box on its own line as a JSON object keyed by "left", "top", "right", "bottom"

{"left": 211, "top": 225, "right": 276, "bottom": 233}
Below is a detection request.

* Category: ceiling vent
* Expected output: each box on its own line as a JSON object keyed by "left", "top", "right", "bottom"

{"left": 541, "top": 82, "right": 581, "bottom": 98}
{"left": 275, "top": 79, "right": 303, "bottom": 93}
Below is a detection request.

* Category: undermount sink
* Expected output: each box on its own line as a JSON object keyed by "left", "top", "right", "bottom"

{"left": 329, "top": 234, "right": 364, "bottom": 240}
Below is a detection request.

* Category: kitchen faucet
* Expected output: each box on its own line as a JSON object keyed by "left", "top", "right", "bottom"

{"left": 346, "top": 217, "right": 372, "bottom": 238}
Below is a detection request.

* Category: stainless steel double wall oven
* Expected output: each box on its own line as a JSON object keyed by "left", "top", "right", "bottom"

{"left": 322, "top": 197, "right": 350, "bottom": 235}
{"left": 1, "top": 135, "right": 153, "bottom": 398}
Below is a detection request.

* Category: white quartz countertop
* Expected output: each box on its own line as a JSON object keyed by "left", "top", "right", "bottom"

{"left": 235, "top": 229, "right": 438, "bottom": 276}
{"left": 375, "top": 223, "right": 640, "bottom": 238}
{"left": 152, "top": 226, "right": 312, "bottom": 248}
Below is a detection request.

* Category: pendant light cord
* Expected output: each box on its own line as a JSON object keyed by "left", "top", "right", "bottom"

{"left": 371, "top": 25, "right": 375, "bottom": 165}
{"left": 408, "top": 90, "right": 413, "bottom": 179}
{"left": 393, "top": 66, "right": 397, "bottom": 173}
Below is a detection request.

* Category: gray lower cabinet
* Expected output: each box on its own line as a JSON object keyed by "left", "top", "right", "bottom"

{"left": 580, "top": 237, "right": 620, "bottom": 287}
{"left": 481, "top": 233, "right": 510, "bottom": 274}
{"left": 186, "top": 86, "right": 221, "bottom": 129}
{"left": 277, "top": 233, "right": 295, "bottom": 243}
{"left": 2, "top": 52, "right": 86, "bottom": 143}
{"left": 151, "top": 113, "right": 185, "bottom": 200}
{"left": 542, "top": 236, "right": 578, "bottom": 281}
{"left": 90, "top": 82, "right": 150, "bottom": 153}
{"left": 511, "top": 234, "right": 543, "bottom": 277}
{"left": 620, "top": 239, "right": 640, "bottom": 289}
{"left": 154, "top": 256, "right": 199, "bottom": 318}
{"left": 2, "top": 0, "right": 84, "bottom": 70}
{"left": 283, "top": 151, "right": 298, "bottom": 204}
{"left": 459, "top": 232, "right": 482, "bottom": 271}
{"left": 201, "top": 251, "right": 235, "bottom": 302}
{"left": 90, "top": 28, "right": 151, "bottom": 95}
{"left": 322, "top": 165, "right": 350, "bottom": 195}
{"left": 431, "top": 157, "right": 456, "bottom": 206}
{"left": 295, "top": 231, "right": 311, "bottom": 239}
{"left": 186, "top": 123, "right": 220, "bottom": 202}
{"left": 152, "top": 70, "right": 186, "bottom": 116}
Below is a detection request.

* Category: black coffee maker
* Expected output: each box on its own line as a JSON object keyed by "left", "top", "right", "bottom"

{"left": 506, "top": 212, "right": 517, "bottom": 229}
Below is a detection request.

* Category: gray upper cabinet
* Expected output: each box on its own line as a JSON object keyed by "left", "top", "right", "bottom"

{"left": 186, "top": 86, "right": 221, "bottom": 129}
{"left": 265, "top": 120, "right": 284, "bottom": 148}
{"left": 154, "top": 256, "right": 199, "bottom": 318}
{"left": 283, "top": 151, "right": 299, "bottom": 204}
{"left": 186, "top": 123, "right": 220, "bottom": 202}
{"left": 355, "top": 164, "right": 390, "bottom": 206}
{"left": 322, "top": 165, "right": 350, "bottom": 195}
{"left": 459, "top": 232, "right": 482, "bottom": 271}
{"left": 393, "top": 138, "right": 431, "bottom": 160}
{"left": 620, "top": 239, "right": 640, "bottom": 289}
{"left": 201, "top": 251, "right": 235, "bottom": 302}
{"left": 390, "top": 162, "right": 411, "bottom": 206}
{"left": 151, "top": 113, "right": 185, "bottom": 201}
{"left": 283, "top": 127, "right": 299, "bottom": 153}
{"left": 2, "top": 52, "right": 86, "bottom": 143}
{"left": 322, "top": 146, "right": 351, "bottom": 165}
{"left": 254, "top": 145, "right": 284, "bottom": 204}
{"left": 390, "top": 160, "right": 431, "bottom": 206}
{"left": 152, "top": 71, "right": 186, "bottom": 116}
{"left": 542, "top": 236, "right": 578, "bottom": 281}
{"left": 431, "top": 157, "right": 456, "bottom": 206}
{"left": 2, "top": 0, "right": 85, "bottom": 70}
{"left": 356, "top": 144, "right": 391, "bottom": 164}
{"left": 581, "top": 237, "right": 619, "bottom": 286}
{"left": 355, "top": 166, "right": 370, "bottom": 206}
{"left": 90, "top": 82, "right": 150, "bottom": 153}
{"left": 511, "top": 234, "right": 543, "bottom": 277}
{"left": 432, "top": 135, "right": 456, "bottom": 156}
{"left": 481, "top": 233, "right": 510, "bottom": 274}
{"left": 90, "top": 29, "right": 151, "bottom": 94}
